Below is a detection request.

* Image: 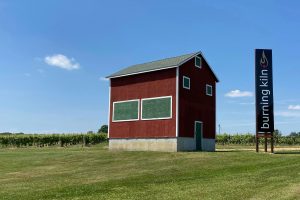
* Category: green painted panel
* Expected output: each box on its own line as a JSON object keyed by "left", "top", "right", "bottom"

{"left": 113, "top": 100, "right": 139, "bottom": 121}
{"left": 195, "top": 122, "right": 202, "bottom": 151}
{"left": 142, "top": 97, "right": 171, "bottom": 119}
{"left": 183, "top": 77, "right": 190, "bottom": 89}
{"left": 195, "top": 56, "right": 201, "bottom": 67}
{"left": 206, "top": 85, "right": 212, "bottom": 95}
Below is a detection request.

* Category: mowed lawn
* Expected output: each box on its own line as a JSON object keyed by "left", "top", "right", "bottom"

{"left": 0, "top": 144, "right": 299, "bottom": 200}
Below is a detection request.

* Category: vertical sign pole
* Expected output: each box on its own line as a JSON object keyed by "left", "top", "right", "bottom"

{"left": 256, "top": 137, "right": 259, "bottom": 152}
{"left": 271, "top": 133, "right": 274, "bottom": 153}
{"left": 264, "top": 137, "right": 267, "bottom": 152}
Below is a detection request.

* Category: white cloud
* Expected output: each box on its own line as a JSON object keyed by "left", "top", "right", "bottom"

{"left": 276, "top": 99, "right": 297, "bottom": 105}
{"left": 225, "top": 90, "right": 253, "bottom": 98}
{"left": 275, "top": 111, "right": 300, "bottom": 117}
{"left": 239, "top": 102, "right": 255, "bottom": 105}
{"left": 99, "top": 77, "right": 108, "bottom": 81}
{"left": 288, "top": 105, "right": 300, "bottom": 110}
{"left": 44, "top": 54, "right": 80, "bottom": 70}
{"left": 222, "top": 122, "right": 255, "bottom": 127}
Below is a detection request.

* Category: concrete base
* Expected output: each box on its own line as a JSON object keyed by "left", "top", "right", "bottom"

{"left": 109, "top": 137, "right": 215, "bottom": 152}
{"left": 177, "top": 137, "right": 196, "bottom": 151}
{"left": 202, "top": 138, "right": 216, "bottom": 152}
{"left": 109, "top": 138, "right": 177, "bottom": 152}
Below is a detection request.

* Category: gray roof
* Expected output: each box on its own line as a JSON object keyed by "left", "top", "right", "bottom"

{"left": 107, "top": 52, "right": 199, "bottom": 78}
{"left": 107, "top": 51, "right": 219, "bottom": 82}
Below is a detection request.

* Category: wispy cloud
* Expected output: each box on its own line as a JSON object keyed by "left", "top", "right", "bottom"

{"left": 288, "top": 105, "right": 300, "bottom": 110}
{"left": 225, "top": 90, "right": 253, "bottom": 98}
{"left": 44, "top": 54, "right": 80, "bottom": 70}
{"left": 24, "top": 73, "right": 31, "bottom": 77}
{"left": 275, "top": 111, "right": 300, "bottom": 117}
{"left": 99, "top": 77, "right": 108, "bottom": 82}
{"left": 222, "top": 122, "right": 255, "bottom": 127}
{"left": 276, "top": 120, "right": 300, "bottom": 125}
{"left": 276, "top": 99, "right": 298, "bottom": 105}
{"left": 239, "top": 102, "right": 255, "bottom": 105}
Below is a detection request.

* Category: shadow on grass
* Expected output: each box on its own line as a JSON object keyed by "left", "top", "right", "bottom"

{"left": 215, "top": 149, "right": 254, "bottom": 153}
{"left": 274, "top": 151, "right": 300, "bottom": 155}
{"left": 180, "top": 150, "right": 243, "bottom": 153}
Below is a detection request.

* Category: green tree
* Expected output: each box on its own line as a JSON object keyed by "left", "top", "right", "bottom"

{"left": 290, "top": 132, "right": 300, "bottom": 137}
{"left": 87, "top": 131, "right": 94, "bottom": 134}
{"left": 274, "top": 129, "right": 281, "bottom": 137}
{"left": 98, "top": 125, "right": 108, "bottom": 133}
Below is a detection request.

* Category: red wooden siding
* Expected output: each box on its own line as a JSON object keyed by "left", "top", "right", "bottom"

{"left": 179, "top": 55, "right": 216, "bottom": 139}
{"left": 109, "top": 68, "right": 177, "bottom": 138}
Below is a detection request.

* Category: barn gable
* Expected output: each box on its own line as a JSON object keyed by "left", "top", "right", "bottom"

{"left": 107, "top": 52, "right": 219, "bottom": 82}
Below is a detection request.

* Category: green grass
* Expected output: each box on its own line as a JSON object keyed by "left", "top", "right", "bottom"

{"left": 0, "top": 144, "right": 300, "bottom": 200}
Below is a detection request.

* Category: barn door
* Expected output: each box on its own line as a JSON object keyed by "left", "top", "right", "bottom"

{"left": 195, "top": 121, "right": 203, "bottom": 151}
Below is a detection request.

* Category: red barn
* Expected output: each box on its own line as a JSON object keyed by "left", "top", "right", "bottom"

{"left": 107, "top": 52, "right": 219, "bottom": 152}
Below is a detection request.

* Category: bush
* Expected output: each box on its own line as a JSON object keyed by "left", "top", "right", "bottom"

{"left": 0, "top": 133, "right": 107, "bottom": 148}
{"left": 216, "top": 134, "right": 300, "bottom": 146}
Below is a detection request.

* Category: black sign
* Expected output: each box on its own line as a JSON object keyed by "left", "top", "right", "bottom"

{"left": 255, "top": 49, "right": 274, "bottom": 134}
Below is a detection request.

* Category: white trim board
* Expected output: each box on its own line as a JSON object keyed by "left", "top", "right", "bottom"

{"left": 176, "top": 67, "right": 179, "bottom": 137}
{"left": 194, "top": 121, "right": 203, "bottom": 137}
{"left": 108, "top": 80, "right": 111, "bottom": 138}
{"left": 108, "top": 65, "right": 178, "bottom": 79}
{"left": 141, "top": 96, "right": 172, "bottom": 121}
{"left": 112, "top": 99, "right": 140, "bottom": 122}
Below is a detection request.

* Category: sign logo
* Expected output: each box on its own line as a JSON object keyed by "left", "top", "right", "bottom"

{"left": 255, "top": 49, "right": 274, "bottom": 134}
{"left": 260, "top": 51, "right": 268, "bottom": 68}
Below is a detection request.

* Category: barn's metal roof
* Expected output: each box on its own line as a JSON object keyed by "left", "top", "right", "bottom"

{"left": 107, "top": 51, "right": 219, "bottom": 82}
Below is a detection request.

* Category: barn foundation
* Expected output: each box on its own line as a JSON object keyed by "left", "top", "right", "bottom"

{"left": 109, "top": 137, "right": 215, "bottom": 152}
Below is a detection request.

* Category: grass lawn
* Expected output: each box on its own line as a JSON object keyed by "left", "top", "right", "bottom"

{"left": 0, "top": 143, "right": 299, "bottom": 200}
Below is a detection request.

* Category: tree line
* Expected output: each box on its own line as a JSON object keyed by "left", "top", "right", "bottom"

{"left": 1, "top": 126, "right": 299, "bottom": 147}
{"left": 217, "top": 130, "right": 300, "bottom": 146}
{"left": 0, "top": 133, "right": 107, "bottom": 147}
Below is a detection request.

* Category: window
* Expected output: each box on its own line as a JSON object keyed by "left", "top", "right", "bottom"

{"left": 206, "top": 84, "right": 213, "bottom": 96}
{"left": 113, "top": 99, "right": 139, "bottom": 122}
{"left": 141, "top": 96, "right": 172, "bottom": 120}
{"left": 183, "top": 76, "right": 190, "bottom": 89}
{"left": 195, "top": 56, "right": 202, "bottom": 68}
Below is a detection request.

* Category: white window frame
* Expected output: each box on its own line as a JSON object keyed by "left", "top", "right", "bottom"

{"left": 183, "top": 76, "right": 190, "bottom": 90}
{"left": 112, "top": 99, "right": 140, "bottom": 122}
{"left": 206, "top": 84, "right": 213, "bottom": 96}
{"left": 141, "top": 96, "right": 172, "bottom": 121}
{"left": 195, "top": 56, "right": 202, "bottom": 68}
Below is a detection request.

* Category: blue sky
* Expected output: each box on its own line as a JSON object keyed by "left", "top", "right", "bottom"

{"left": 0, "top": 0, "right": 300, "bottom": 134}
